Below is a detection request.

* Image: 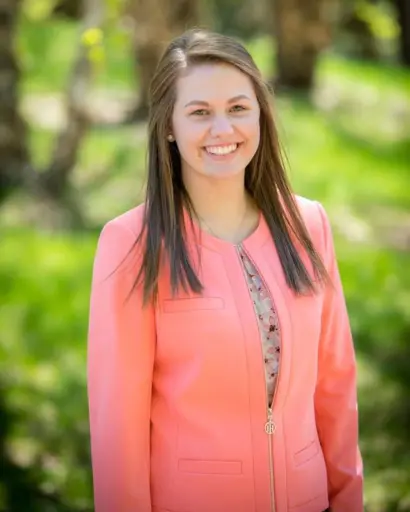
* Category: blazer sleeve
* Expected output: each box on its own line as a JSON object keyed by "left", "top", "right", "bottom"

{"left": 87, "top": 219, "right": 155, "bottom": 512}
{"left": 314, "top": 202, "right": 364, "bottom": 512}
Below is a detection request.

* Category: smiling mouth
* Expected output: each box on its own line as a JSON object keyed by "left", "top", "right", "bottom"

{"left": 204, "top": 143, "right": 242, "bottom": 156}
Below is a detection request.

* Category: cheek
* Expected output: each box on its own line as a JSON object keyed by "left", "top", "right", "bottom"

{"left": 176, "top": 126, "right": 205, "bottom": 160}
{"left": 241, "top": 118, "right": 260, "bottom": 152}
{"left": 237, "top": 111, "right": 259, "bottom": 135}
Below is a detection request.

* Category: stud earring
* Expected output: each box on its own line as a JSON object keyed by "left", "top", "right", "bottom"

{"left": 167, "top": 134, "right": 174, "bottom": 142}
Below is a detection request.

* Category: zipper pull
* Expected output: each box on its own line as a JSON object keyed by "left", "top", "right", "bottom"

{"left": 265, "top": 407, "right": 276, "bottom": 435}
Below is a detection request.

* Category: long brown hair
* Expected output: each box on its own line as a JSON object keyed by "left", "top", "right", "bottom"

{"left": 133, "top": 28, "right": 329, "bottom": 305}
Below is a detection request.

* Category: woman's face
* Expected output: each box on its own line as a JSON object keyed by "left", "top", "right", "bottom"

{"left": 171, "top": 63, "right": 261, "bottom": 181}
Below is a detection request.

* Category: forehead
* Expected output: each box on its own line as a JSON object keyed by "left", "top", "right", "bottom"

{"left": 174, "top": 63, "right": 257, "bottom": 104}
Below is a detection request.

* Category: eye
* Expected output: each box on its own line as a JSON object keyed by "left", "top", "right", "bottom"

{"left": 191, "top": 109, "right": 209, "bottom": 116}
{"left": 230, "top": 104, "right": 246, "bottom": 112}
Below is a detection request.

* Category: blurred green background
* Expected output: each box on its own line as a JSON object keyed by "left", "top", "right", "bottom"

{"left": 1, "top": 0, "right": 409, "bottom": 510}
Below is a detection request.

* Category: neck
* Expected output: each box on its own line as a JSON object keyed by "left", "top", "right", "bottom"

{"left": 183, "top": 171, "right": 258, "bottom": 244}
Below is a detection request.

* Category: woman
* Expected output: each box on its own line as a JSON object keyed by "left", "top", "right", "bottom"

{"left": 87, "top": 29, "right": 363, "bottom": 512}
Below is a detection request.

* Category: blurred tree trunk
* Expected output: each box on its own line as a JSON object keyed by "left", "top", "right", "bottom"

{"left": 0, "top": 0, "right": 32, "bottom": 202}
{"left": 40, "top": 0, "right": 103, "bottom": 225}
{"left": 127, "top": 0, "right": 200, "bottom": 121}
{"left": 272, "top": 0, "right": 336, "bottom": 91}
{"left": 0, "top": 0, "right": 103, "bottom": 228}
{"left": 395, "top": 0, "right": 410, "bottom": 66}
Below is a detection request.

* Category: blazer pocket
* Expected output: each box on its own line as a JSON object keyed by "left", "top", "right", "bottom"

{"left": 163, "top": 297, "right": 224, "bottom": 313}
{"left": 178, "top": 458, "right": 242, "bottom": 475}
{"left": 293, "top": 440, "right": 319, "bottom": 467}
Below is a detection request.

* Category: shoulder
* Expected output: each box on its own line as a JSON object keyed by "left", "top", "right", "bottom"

{"left": 294, "top": 194, "right": 322, "bottom": 229}
{"left": 102, "top": 202, "right": 146, "bottom": 237}
{"left": 92, "top": 204, "right": 146, "bottom": 275}
{"left": 293, "top": 194, "right": 334, "bottom": 264}
{"left": 97, "top": 203, "right": 146, "bottom": 250}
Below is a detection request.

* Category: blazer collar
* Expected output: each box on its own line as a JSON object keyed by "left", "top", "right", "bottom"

{"left": 182, "top": 206, "right": 271, "bottom": 254}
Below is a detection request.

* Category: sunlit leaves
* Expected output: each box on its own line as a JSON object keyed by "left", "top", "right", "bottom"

{"left": 23, "top": 0, "right": 59, "bottom": 21}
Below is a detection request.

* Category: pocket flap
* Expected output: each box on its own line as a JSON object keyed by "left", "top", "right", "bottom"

{"left": 163, "top": 297, "right": 224, "bottom": 313}
{"left": 293, "top": 440, "right": 319, "bottom": 466}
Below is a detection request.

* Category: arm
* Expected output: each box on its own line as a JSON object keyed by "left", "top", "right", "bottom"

{"left": 87, "top": 219, "right": 155, "bottom": 512}
{"left": 314, "top": 202, "right": 364, "bottom": 512}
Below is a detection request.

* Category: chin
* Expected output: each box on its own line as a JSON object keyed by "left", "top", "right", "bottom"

{"left": 205, "top": 167, "right": 246, "bottom": 179}
{"left": 203, "top": 160, "right": 249, "bottom": 177}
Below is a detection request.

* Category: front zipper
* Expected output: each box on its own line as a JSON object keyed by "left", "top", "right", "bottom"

{"left": 236, "top": 243, "right": 282, "bottom": 512}
{"left": 267, "top": 409, "right": 275, "bottom": 512}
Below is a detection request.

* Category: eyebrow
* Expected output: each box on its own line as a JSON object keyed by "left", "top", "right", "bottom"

{"left": 184, "top": 94, "right": 251, "bottom": 108}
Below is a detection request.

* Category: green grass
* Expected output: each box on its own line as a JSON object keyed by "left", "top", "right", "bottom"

{"left": 319, "top": 52, "right": 410, "bottom": 98}
{"left": 3, "top": 17, "right": 410, "bottom": 512}
{"left": 278, "top": 95, "right": 410, "bottom": 210}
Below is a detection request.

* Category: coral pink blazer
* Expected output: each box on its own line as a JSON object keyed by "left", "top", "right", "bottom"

{"left": 87, "top": 196, "right": 363, "bottom": 512}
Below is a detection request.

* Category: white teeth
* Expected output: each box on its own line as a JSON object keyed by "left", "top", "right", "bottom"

{"left": 206, "top": 143, "right": 238, "bottom": 155}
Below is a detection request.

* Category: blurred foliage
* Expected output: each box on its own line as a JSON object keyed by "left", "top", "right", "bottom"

{"left": 206, "top": 0, "right": 270, "bottom": 39}
{"left": 1, "top": 231, "right": 95, "bottom": 511}
{"left": 23, "top": 0, "right": 59, "bottom": 21}
{"left": 81, "top": 28, "right": 105, "bottom": 70}
{"left": 2, "top": 4, "right": 410, "bottom": 512}
{"left": 17, "top": 17, "right": 133, "bottom": 94}
{"left": 355, "top": 0, "right": 399, "bottom": 41}
{"left": 335, "top": 0, "right": 401, "bottom": 61}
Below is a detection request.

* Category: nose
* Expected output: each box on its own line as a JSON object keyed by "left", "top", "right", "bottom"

{"left": 210, "top": 115, "right": 234, "bottom": 137}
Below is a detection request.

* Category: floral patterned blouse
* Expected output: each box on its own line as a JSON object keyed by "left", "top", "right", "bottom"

{"left": 238, "top": 245, "right": 281, "bottom": 407}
